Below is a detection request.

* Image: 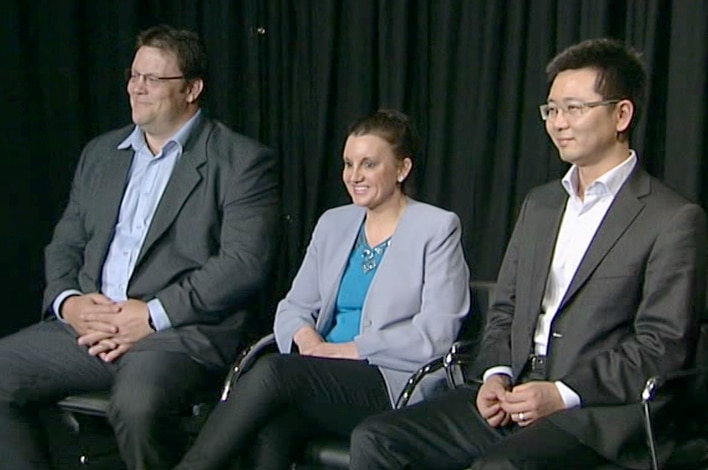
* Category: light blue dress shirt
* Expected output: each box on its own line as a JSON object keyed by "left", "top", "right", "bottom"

{"left": 53, "top": 111, "right": 202, "bottom": 331}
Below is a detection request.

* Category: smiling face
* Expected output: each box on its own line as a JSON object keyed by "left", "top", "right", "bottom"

{"left": 545, "top": 67, "right": 632, "bottom": 169}
{"left": 127, "top": 46, "right": 203, "bottom": 142}
{"left": 342, "top": 133, "right": 412, "bottom": 212}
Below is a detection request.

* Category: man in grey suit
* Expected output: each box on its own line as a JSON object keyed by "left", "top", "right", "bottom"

{"left": 0, "top": 25, "right": 278, "bottom": 469}
{"left": 349, "top": 38, "right": 707, "bottom": 469}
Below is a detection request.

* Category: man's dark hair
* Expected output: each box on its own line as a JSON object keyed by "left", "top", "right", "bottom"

{"left": 136, "top": 24, "right": 207, "bottom": 82}
{"left": 546, "top": 38, "right": 646, "bottom": 132}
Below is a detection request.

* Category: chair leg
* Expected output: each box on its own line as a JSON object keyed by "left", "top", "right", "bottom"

{"left": 63, "top": 412, "right": 125, "bottom": 468}
{"left": 77, "top": 448, "right": 122, "bottom": 466}
{"left": 642, "top": 399, "right": 660, "bottom": 470}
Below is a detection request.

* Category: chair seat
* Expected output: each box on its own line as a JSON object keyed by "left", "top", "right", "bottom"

{"left": 55, "top": 391, "right": 123, "bottom": 467}
{"left": 298, "top": 436, "right": 350, "bottom": 469}
{"left": 56, "top": 390, "right": 214, "bottom": 467}
{"left": 58, "top": 390, "right": 214, "bottom": 422}
{"left": 57, "top": 391, "right": 111, "bottom": 417}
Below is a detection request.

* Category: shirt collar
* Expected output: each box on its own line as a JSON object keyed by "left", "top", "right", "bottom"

{"left": 561, "top": 150, "right": 638, "bottom": 200}
{"left": 117, "top": 110, "right": 202, "bottom": 154}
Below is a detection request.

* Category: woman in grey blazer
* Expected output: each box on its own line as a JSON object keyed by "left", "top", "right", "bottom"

{"left": 174, "top": 110, "right": 470, "bottom": 470}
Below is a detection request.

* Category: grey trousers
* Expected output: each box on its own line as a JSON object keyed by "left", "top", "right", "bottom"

{"left": 0, "top": 320, "right": 214, "bottom": 470}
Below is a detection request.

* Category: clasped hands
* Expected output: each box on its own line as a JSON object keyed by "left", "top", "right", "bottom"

{"left": 476, "top": 374, "right": 565, "bottom": 428}
{"left": 62, "top": 293, "right": 154, "bottom": 362}
{"left": 293, "top": 326, "right": 359, "bottom": 359}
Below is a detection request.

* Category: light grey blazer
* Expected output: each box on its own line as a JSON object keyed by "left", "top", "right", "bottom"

{"left": 274, "top": 199, "right": 471, "bottom": 405}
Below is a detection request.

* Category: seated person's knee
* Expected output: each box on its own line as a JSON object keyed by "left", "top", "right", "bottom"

{"left": 107, "top": 381, "right": 169, "bottom": 429}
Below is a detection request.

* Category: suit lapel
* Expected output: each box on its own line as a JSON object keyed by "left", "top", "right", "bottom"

{"left": 135, "top": 120, "right": 210, "bottom": 265}
{"left": 508, "top": 187, "right": 566, "bottom": 368}
{"left": 559, "top": 168, "right": 649, "bottom": 309}
{"left": 527, "top": 187, "right": 566, "bottom": 319}
{"left": 360, "top": 200, "right": 415, "bottom": 316}
{"left": 316, "top": 208, "right": 365, "bottom": 330}
{"left": 91, "top": 145, "right": 134, "bottom": 277}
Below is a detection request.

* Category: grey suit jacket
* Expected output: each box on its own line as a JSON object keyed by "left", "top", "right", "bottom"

{"left": 475, "top": 166, "right": 707, "bottom": 468}
{"left": 42, "top": 115, "right": 279, "bottom": 369}
{"left": 274, "top": 199, "right": 470, "bottom": 405}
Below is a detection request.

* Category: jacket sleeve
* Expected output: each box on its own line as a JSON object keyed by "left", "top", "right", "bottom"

{"left": 472, "top": 195, "right": 531, "bottom": 374}
{"left": 273, "top": 218, "right": 325, "bottom": 352}
{"left": 156, "top": 143, "right": 280, "bottom": 326}
{"left": 42, "top": 141, "right": 95, "bottom": 315}
{"left": 562, "top": 203, "right": 707, "bottom": 405}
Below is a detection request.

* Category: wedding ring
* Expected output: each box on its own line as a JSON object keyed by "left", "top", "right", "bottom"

{"left": 518, "top": 412, "right": 525, "bottom": 421}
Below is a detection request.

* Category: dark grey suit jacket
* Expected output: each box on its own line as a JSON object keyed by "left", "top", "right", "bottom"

{"left": 42, "top": 115, "right": 279, "bottom": 369}
{"left": 475, "top": 166, "right": 707, "bottom": 468}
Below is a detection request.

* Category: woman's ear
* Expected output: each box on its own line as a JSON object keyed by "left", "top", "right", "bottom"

{"left": 398, "top": 157, "right": 413, "bottom": 182}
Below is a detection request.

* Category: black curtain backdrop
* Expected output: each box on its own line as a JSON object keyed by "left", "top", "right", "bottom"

{"left": 3, "top": 0, "right": 707, "bottom": 336}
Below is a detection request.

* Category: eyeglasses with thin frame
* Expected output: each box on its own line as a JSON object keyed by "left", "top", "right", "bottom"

{"left": 125, "top": 69, "right": 185, "bottom": 87}
{"left": 539, "top": 99, "right": 621, "bottom": 121}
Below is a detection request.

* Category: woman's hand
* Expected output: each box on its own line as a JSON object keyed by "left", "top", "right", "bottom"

{"left": 293, "top": 326, "right": 359, "bottom": 359}
{"left": 304, "top": 342, "right": 359, "bottom": 359}
{"left": 293, "top": 326, "right": 325, "bottom": 353}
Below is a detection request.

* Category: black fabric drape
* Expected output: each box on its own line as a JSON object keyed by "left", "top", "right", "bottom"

{"left": 4, "top": 0, "right": 707, "bottom": 335}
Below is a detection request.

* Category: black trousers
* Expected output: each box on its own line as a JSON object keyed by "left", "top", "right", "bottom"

{"left": 350, "top": 385, "right": 620, "bottom": 470}
{"left": 0, "top": 320, "right": 214, "bottom": 470}
{"left": 175, "top": 353, "right": 392, "bottom": 470}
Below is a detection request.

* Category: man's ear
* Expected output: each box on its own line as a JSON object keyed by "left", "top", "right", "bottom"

{"left": 186, "top": 78, "right": 205, "bottom": 103}
{"left": 615, "top": 99, "right": 635, "bottom": 134}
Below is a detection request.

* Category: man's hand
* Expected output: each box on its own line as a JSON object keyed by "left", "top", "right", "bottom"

{"left": 90, "top": 340, "right": 132, "bottom": 363}
{"left": 501, "top": 381, "right": 565, "bottom": 427}
{"left": 303, "top": 342, "right": 359, "bottom": 359}
{"left": 61, "top": 293, "right": 120, "bottom": 337}
{"left": 476, "top": 374, "right": 512, "bottom": 428}
{"left": 77, "top": 299, "right": 154, "bottom": 362}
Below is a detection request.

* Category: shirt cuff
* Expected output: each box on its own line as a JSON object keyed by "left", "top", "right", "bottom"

{"left": 147, "top": 298, "right": 171, "bottom": 331}
{"left": 52, "top": 289, "right": 83, "bottom": 321}
{"left": 555, "top": 380, "right": 581, "bottom": 409}
{"left": 483, "top": 366, "right": 513, "bottom": 382}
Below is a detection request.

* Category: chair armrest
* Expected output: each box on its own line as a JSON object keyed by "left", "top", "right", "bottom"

{"left": 641, "top": 366, "right": 708, "bottom": 404}
{"left": 447, "top": 339, "right": 478, "bottom": 354}
{"left": 394, "top": 340, "right": 482, "bottom": 409}
{"left": 394, "top": 356, "right": 446, "bottom": 409}
{"left": 443, "top": 339, "right": 482, "bottom": 387}
{"left": 641, "top": 365, "right": 708, "bottom": 470}
{"left": 220, "top": 333, "right": 277, "bottom": 401}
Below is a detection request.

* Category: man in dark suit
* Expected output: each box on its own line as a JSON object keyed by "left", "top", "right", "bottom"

{"left": 0, "top": 25, "right": 278, "bottom": 470}
{"left": 349, "top": 38, "right": 707, "bottom": 469}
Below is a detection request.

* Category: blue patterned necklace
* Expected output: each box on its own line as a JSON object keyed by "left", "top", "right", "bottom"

{"left": 357, "top": 225, "right": 391, "bottom": 274}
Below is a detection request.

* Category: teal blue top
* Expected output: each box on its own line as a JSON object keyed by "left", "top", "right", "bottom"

{"left": 325, "top": 224, "right": 390, "bottom": 343}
